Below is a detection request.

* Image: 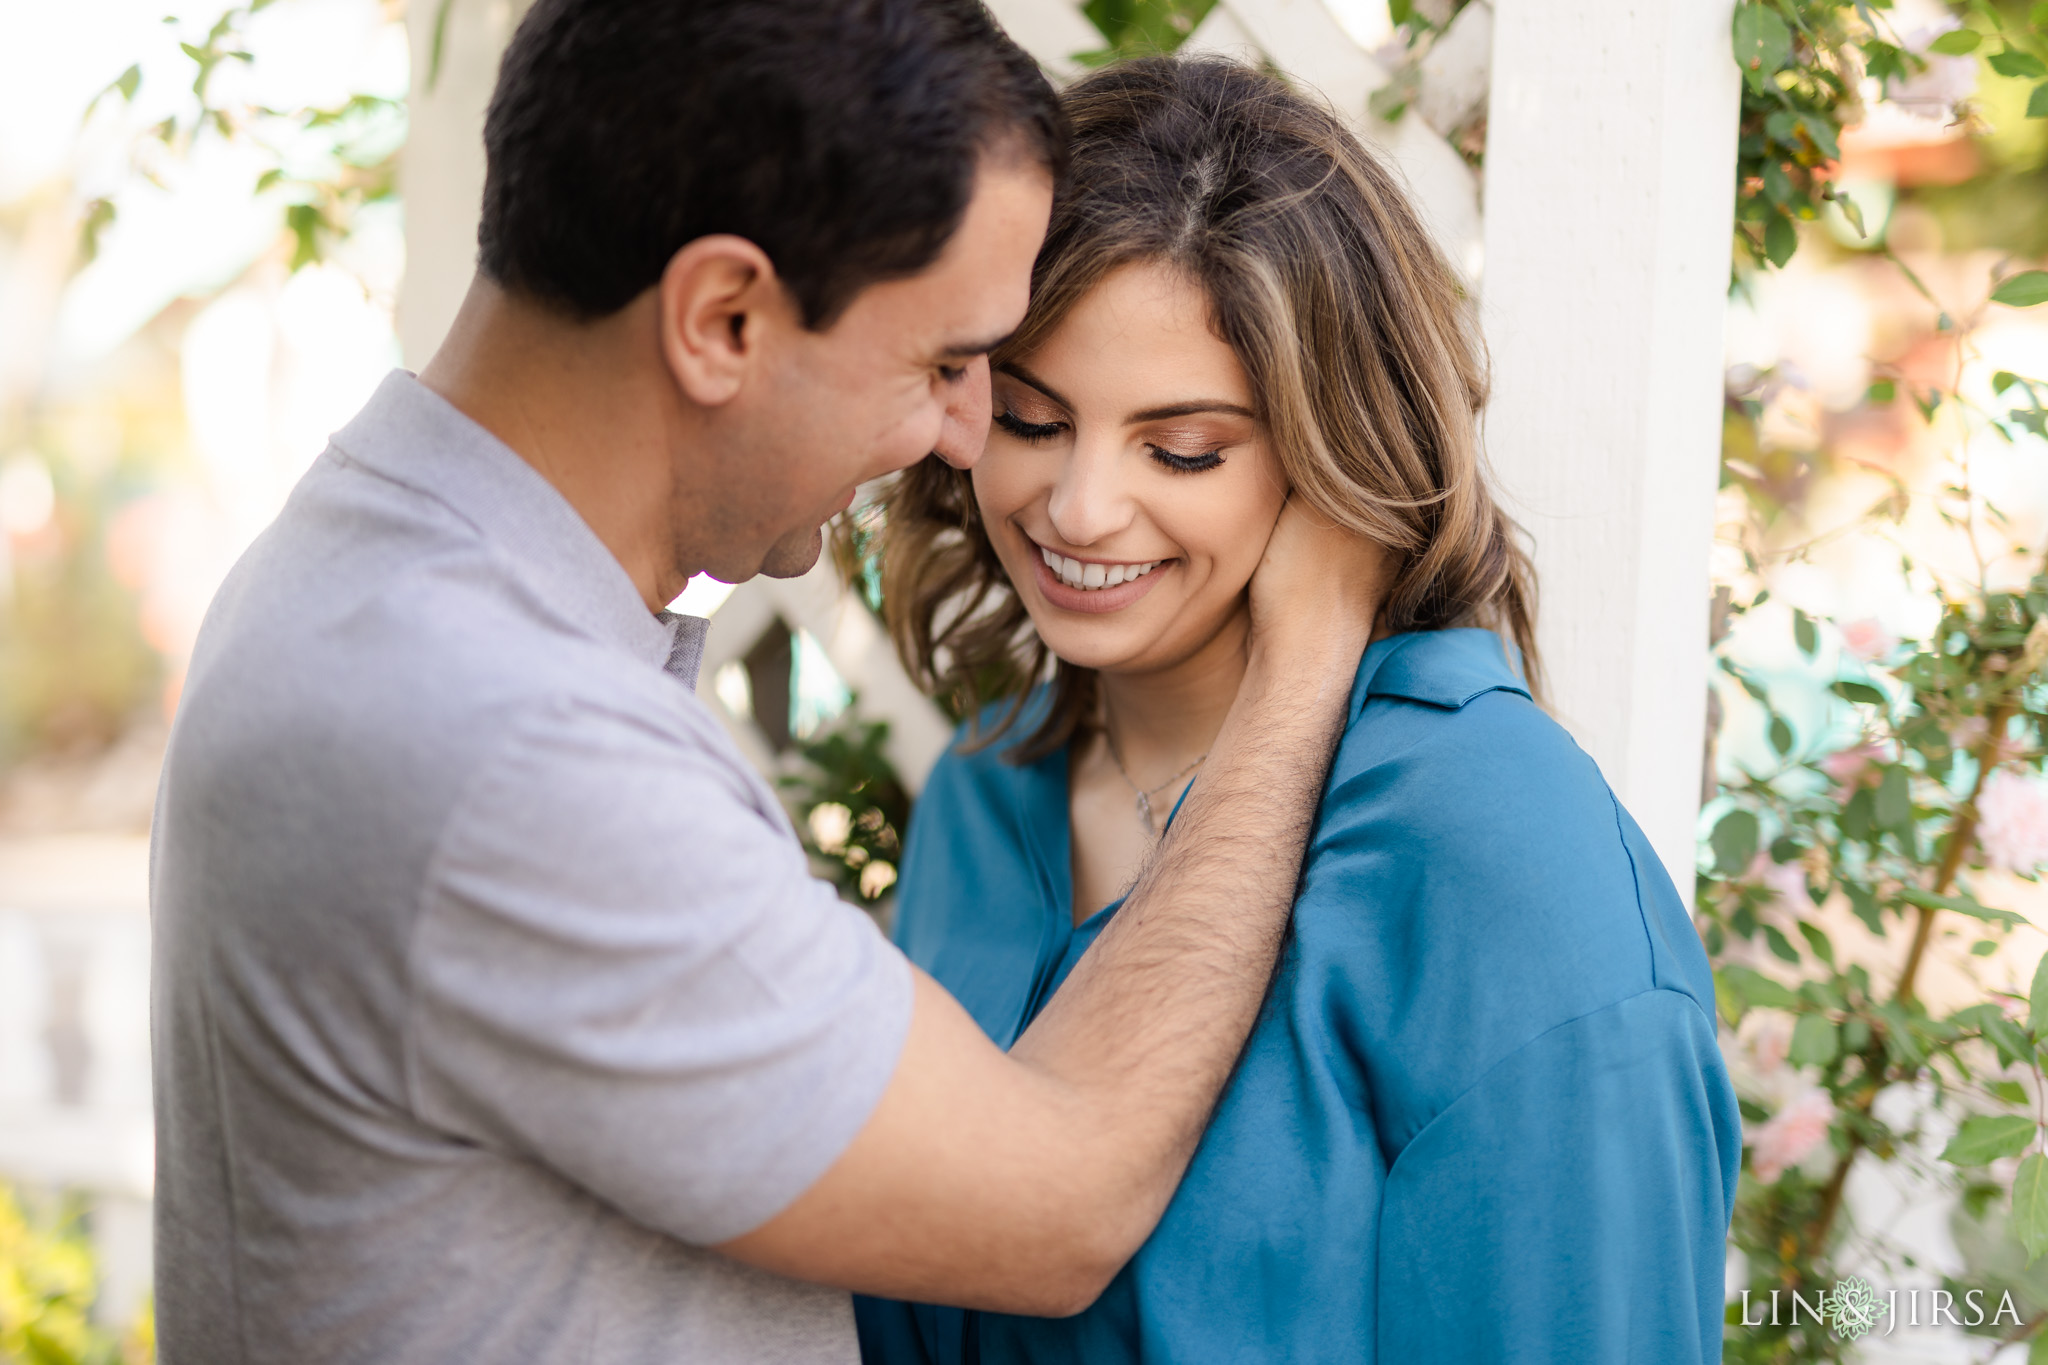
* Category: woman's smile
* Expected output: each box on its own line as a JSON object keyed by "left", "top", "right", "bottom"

{"left": 1027, "top": 534, "right": 1174, "bottom": 614}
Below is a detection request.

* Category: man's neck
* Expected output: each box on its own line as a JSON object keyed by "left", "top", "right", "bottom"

{"left": 418, "top": 276, "right": 690, "bottom": 612}
{"left": 1095, "top": 608, "right": 1253, "bottom": 783}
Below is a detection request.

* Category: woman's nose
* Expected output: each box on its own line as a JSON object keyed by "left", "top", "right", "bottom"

{"left": 1046, "top": 444, "right": 1136, "bottom": 548}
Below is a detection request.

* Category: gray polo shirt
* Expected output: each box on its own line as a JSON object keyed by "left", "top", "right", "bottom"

{"left": 151, "top": 371, "right": 912, "bottom": 1364}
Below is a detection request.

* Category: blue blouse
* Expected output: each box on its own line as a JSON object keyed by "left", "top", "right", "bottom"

{"left": 856, "top": 629, "right": 1739, "bottom": 1364}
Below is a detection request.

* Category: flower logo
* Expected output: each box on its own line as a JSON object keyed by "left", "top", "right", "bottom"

{"left": 1829, "top": 1276, "right": 1881, "bottom": 1342}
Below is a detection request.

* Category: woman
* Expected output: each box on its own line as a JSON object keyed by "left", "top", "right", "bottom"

{"left": 853, "top": 56, "right": 1737, "bottom": 1364}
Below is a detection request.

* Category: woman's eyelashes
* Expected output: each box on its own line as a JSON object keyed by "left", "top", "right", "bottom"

{"left": 995, "top": 408, "right": 1064, "bottom": 441}
{"left": 1148, "top": 445, "right": 1225, "bottom": 474}
{"left": 995, "top": 405, "right": 1229, "bottom": 474}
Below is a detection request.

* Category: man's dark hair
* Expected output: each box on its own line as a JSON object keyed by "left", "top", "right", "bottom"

{"left": 479, "top": 0, "right": 1066, "bottom": 328}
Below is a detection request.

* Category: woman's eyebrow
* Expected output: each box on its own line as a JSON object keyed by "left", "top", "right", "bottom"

{"left": 1127, "top": 400, "right": 1256, "bottom": 422}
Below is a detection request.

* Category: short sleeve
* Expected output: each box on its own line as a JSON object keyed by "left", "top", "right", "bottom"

{"left": 1374, "top": 989, "right": 1739, "bottom": 1364}
{"left": 406, "top": 693, "right": 913, "bottom": 1245}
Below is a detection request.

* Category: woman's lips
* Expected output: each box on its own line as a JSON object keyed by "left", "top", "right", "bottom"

{"left": 1028, "top": 542, "right": 1172, "bottom": 615}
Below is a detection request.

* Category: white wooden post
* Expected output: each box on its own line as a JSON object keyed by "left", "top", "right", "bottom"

{"left": 400, "top": 0, "right": 534, "bottom": 368}
{"left": 1478, "top": 0, "right": 1741, "bottom": 895}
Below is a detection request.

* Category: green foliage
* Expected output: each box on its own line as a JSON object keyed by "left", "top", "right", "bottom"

{"left": 1994, "top": 269, "right": 2048, "bottom": 307}
{"left": 1732, "top": 0, "right": 1864, "bottom": 271}
{"left": 1732, "top": 1, "right": 2048, "bottom": 272}
{"left": 0, "top": 1187, "right": 151, "bottom": 1365}
{"left": 778, "top": 712, "right": 912, "bottom": 909}
{"left": 87, "top": 2, "right": 406, "bottom": 279}
{"left": 1076, "top": 0, "right": 1214, "bottom": 64}
{"left": 1715, "top": 179, "right": 2048, "bottom": 1358}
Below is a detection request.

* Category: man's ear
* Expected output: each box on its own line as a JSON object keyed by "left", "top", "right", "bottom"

{"left": 657, "top": 235, "right": 785, "bottom": 407}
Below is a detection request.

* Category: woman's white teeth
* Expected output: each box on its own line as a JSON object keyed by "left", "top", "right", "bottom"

{"left": 1038, "top": 545, "right": 1160, "bottom": 591}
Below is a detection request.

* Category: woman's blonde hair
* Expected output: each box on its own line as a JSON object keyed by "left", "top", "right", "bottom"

{"left": 850, "top": 54, "right": 1538, "bottom": 761}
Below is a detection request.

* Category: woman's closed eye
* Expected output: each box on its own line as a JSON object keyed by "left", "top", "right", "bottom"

{"left": 995, "top": 408, "right": 1065, "bottom": 441}
{"left": 1148, "top": 445, "right": 1225, "bottom": 474}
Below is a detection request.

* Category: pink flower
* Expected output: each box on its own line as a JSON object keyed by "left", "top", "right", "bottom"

{"left": 1977, "top": 768, "right": 2048, "bottom": 874}
{"left": 1739, "top": 1009, "right": 1795, "bottom": 1075}
{"left": 1822, "top": 741, "right": 1890, "bottom": 788}
{"left": 1751, "top": 1089, "right": 1837, "bottom": 1183}
{"left": 1951, "top": 716, "right": 1991, "bottom": 753}
{"left": 1748, "top": 853, "right": 1811, "bottom": 910}
{"left": 1840, "top": 618, "right": 1899, "bottom": 663}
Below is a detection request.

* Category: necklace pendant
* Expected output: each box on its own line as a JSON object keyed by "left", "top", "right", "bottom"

{"left": 1135, "top": 791, "right": 1155, "bottom": 833}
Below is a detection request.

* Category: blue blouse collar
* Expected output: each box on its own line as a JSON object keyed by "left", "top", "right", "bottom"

{"left": 1349, "top": 628, "right": 1531, "bottom": 725}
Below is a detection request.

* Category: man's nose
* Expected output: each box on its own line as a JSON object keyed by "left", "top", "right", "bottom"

{"left": 932, "top": 358, "right": 991, "bottom": 471}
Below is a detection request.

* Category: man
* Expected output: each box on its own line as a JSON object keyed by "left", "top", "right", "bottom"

{"left": 149, "top": 0, "right": 1388, "bottom": 1361}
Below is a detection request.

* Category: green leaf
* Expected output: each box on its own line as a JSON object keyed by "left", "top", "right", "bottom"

{"left": 1988, "top": 1012, "right": 2033, "bottom": 1066}
{"left": 1764, "top": 212, "right": 1799, "bottom": 267}
{"left": 1864, "top": 38, "right": 1909, "bottom": 85}
{"left": 115, "top": 63, "right": 141, "bottom": 101}
{"left": 1898, "top": 886, "right": 2029, "bottom": 928}
{"left": 1868, "top": 378, "right": 1897, "bottom": 404}
{"left": 1836, "top": 191, "right": 1868, "bottom": 239}
{"left": 1764, "top": 923, "right": 1802, "bottom": 964}
{"left": 1799, "top": 115, "right": 1842, "bottom": 163}
{"left": 1997, "top": 369, "right": 2024, "bottom": 393}
{"left": 1991, "top": 48, "right": 2048, "bottom": 78}
{"left": 1993, "top": 270, "right": 2048, "bottom": 307}
{"left": 1942, "top": 1113, "right": 2036, "bottom": 1165}
{"left": 1875, "top": 764, "right": 1912, "bottom": 829}
{"left": 1833, "top": 679, "right": 1888, "bottom": 705}
{"left": 1712, "top": 807, "right": 1760, "bottom": 876}
{"left": 2016, "top": 1152, "right": 2048, "bottom": 1262}
{"left": 2029, "top": 83, "right": 2048, "bottom": 119}
{"left": 1734, "top": 3, "right": 1794, "bottom": 88}
{"left": 1842, "top": 786, "right": 1875, "bottom": 840}
{"left": 1720, "top": 964, "right": 1801, "bottom": 1014}
{"left": 1769, "top": 715, "right": 1795, "bottom": 754}
{"left": 1798, "top": 921, "right": 1836, "bottom": 966}
{"left": 1976, "top": 938, "right": 2002, "bottom": 955}
{"left": 1762, "top": 159, "right": 1793, "bottom": 206}
{"left": 1794, "top": 608, "right": 1818, "bottom": 655}
{"left": 1846, "top": 881, "right": 1886, "bottom": 935}
{"left": 2029, "top": 951, "right": 2048, "bottom": 1037}
{"left": 1928, "top": 27, "right": 1982, "bottom": 55}
{"left": 1791, "top": 1011, "right": 1840, "bottom": 1066}
{"left": 1994, "top": 1080, "right": 2030, "bottom": 1104}
{"left": 76, "top": 198, "right": 116, "bottom": 265}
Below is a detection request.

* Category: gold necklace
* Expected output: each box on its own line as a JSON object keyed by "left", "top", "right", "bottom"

{"left": 1104, "top": 729, "right": 1207, "bottom": 836}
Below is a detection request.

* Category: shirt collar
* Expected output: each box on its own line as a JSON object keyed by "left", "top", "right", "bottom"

{"left": 1351, "top": 627, "right": 1532, "bottom": 722}
{"left": 331, "top": 370, "right": 705, "bottom": 680}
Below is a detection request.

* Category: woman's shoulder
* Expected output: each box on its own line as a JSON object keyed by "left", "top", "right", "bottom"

{"left": 1330, "top": 628, "right": 1595, "bottom": 814}
{"left": 1313, "top": 628, "right": 1645, "bottom": 948}
{"left": 1306, "top": 628, "right": 1708, "bottom": 1011}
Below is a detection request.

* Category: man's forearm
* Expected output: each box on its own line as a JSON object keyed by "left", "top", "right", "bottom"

{"left": 714, "top": 509, "right": 1385, "bottom": 1311}
{"left": 1007, "top": 630, "right": 1365, "bottom": 1262}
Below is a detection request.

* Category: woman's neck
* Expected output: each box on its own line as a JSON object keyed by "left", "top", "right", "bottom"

{"left": 1095, "top": 606, "right": 1252, "bottom": 787}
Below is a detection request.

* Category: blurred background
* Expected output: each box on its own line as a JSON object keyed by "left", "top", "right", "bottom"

{"left": 0, "top": 0, "right": 2045, "bottom": 1360}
